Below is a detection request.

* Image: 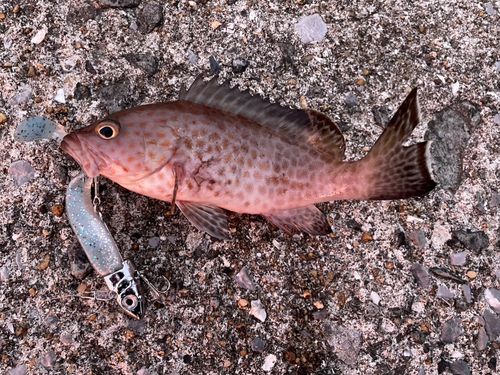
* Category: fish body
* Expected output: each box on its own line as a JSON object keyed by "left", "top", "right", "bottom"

{"left": 62, "top": 77, "right": 436, "bottom": 239}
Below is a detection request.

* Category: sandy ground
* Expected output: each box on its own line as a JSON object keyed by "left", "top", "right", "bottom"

{"left": 1, "top": 1, "right": 500, "bottom": 374}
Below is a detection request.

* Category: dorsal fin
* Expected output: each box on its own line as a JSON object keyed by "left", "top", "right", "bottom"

{"left": 179, "top": 76, "right": 345, "bottom": 160}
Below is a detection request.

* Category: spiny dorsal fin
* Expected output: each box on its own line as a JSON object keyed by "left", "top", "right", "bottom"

{"left": 179, "top": 76, "right": 345, "bottom": 160}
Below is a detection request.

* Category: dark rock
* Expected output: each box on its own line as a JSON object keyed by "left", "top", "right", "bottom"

{"left": 68, "top": 241, "right": 92, "bottom": 280}
{"left": 409, "top": 230, "right": 427, "bottom": 249}
{"left": 477, "top": 326, "right": 489, "bottom": 350}
{"left": 74, "top": 83, "right": 91, "bottom": 101}
{"left": 410, "top": 264, "right": 431, "bottom": 290}
{"left": 148, "top": 237, "right": 160, "bottom": 249}
{"left": 127, "top": 318, "right": 147, "bottom": 334}
{"left": 345, "top": 93, "right": 358, "bottom": 107}
{"left": 98, "top": 0, "right": 141, "bottom": 9}
{"left": 280, "top": 43, "right": 295, "bottom": 70}
{"left": 313, "top": 310, "right": 328, "bottom": 320}
{"left": 430, "top": 267, "right": 465, "bottom": 284}
{"left": 67, "top": 1, "right": 101, "bottom": 26}
{"left": 40, "top": 350, "right": 57, "bottom": 369}
{"left": 209, "top": 56, "right": 220, "bottom": 73}
{"left": 232, "top": 57, "right": 250, "bottom": 73}
{"left": 100, "top": 82, "right": 132, "bottom": 113}
{"left": 372, "top": 106, "right": 390, "bottom": 128}
{"left": 235, "top": 267, "right": 256, "bottom": 291}
{"left": 52, "top": 165, "right": 68, "bottom": 186}
{"left": 441, "top": 317, "right": 463, "bottom": 343}
{"left": 125, "top": 53, "right": 159, "bottom": 76}
{"left": 85, "top": 61, "right": 97, "bottom": 75}
{"left": 137, "top": 3, "right": 163, "bottom": 34}
{"left": 483, "top": 308, "right": 500, "bottom": 340}
{"left": 449, "top": 360, "right": 471, "bottom": 375}
{"left": 424, "top": 100, "right": 480, "bottom": 194}
{"left": 450, "top": 230, "right": 489, "bottom": 253}
{"left": 461, "top": 284, "right": 472, "bottom": 303}
{"left": 251, "top": 337, "right": 265, "bottom": 352}
{"left": 488, "top": 357, "right": 497, "bottom": 370}
{"left": 454, "top": 299, "right": 468, "bottom": 312}
{"left": 323, "top": 321, "right": 361, "bottom": 365}
{"left": 437, "top": 359, "right": 449, "bottom": 374}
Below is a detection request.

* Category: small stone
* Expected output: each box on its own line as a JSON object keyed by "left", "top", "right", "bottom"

{"left": 437, "top": 284, "right": 454, "bottom": 300}
{"left": 449, "top": 360, "right": 471, "bottom": 375}
{"left": 361, "top": 232, "right": 372, "bottom": 242}
{"left": 52, "top": 204, "right": 64, "bottom": 217}
{"left": 235, "top": 267, "right": 256, "bottom": 291}
{"left": 0, "top": 113, "right": 7, "bottom": 124}
{"left": 240, "top": 349, "right": 247, "bottom": 357}
{"left": 44, "top": 316, "right": 58, "bottom": 327}
{"left": 74, "top": 83, "right": 91, "bottom": 101}
{"left": 8, "top": 89, "right": 33, "bottom": 106}
{"left": 356, "top": 78, "right": 366, "bottom": 86}
{"left": 100, "top": 83, "right": 132, "bottom": 113}
{"left": 410, "top": 264, "right": 431, "bottom": 290}
{"left": 483, "top": 309, "right": 500, "bottom": 340}
{"left": 323, "top": 322, "right": 361, "bottom": 365}
{"left": 27, "top": 66, "right": 36, "bottom": 77}
{"left": 430, "top": 267, "right": 465, "bottom": 284}
{"left": 210, "top": 297, "right": 220, "bottom": 308}
{"left": 372, "top": 106, "right": 390, "bottom": 128}
{"left": 68, "top": 242, "right": 92, "bottom": 280}
{"left": 495, "top": 269, "right": 500, "bottom": 279}
{"left": 490, "top": 193, "right": 500, "bottom": 208}
{"left": 345, "top": 93, "right": 358, "bottom": 107}
{"left": 461, "top": 285, "right": 472, "bottom": 303}
{"left": 9, "top": 364, "right": 28, "bottom": 375}
{"left": 211, "top": 21, "right": 221, "bottom": 29}
{"left": 295, "top": 14, "right": 327, "bottom": 44}
{"left": 77, "top": 283, "right": 88, "bottom": 294}
{"left": 223, "top": 360, "right": 231, "bottom": 368}
{"left": 450, "top": 230, "right": 489, "bottom": 253}
{"left": 238, "top": 299, "right": 248, "bottom": 308}
{"left": 370, "top": 291, "right": 381, "bottom": 305}
{"left": 441, "top": 317, "right": 463, "bottom": 343}
{"left": 314, "top": 301, "right": 324, "bottom": 309}
{"left": 232, "top": 57, "right": 250, "bottom": 73}
{"left": 98, "top": 0, "right": 141, "bottom": 8}
{"left": 466, "top": 270, "right": 477, "bottom": 279}
{"left": 209, "top": 56, "right": 220, "bottom": 73}
{"left": 419, "top": 364, "right": 426, "bottom": 375}
{"left": 313, "top": 310, "right": 328, "bottom": 320}
{"left": 40, "top": 350, "right": 57, "bottom": 369}
{"left": 262, "top": 354, "right": 277, "bottom": 372}
{"left": 137, "top": 3, "right": 163, "bottom": 34}
{"left": 31, "top": 27, "right": 47, "bottom": 44}
{"left": 478, "top": 326, "right": 489, "bottom": 350}
{"left": 54, "top": 89, "right": 65, "bottom": 104}
{"left": 148, "top": 237, "right": 160, "bottom": 249}
{"left": 37, "top": 254, "right": 50, "bottom": 271}
{"left": 60, "top": 334, "right": 74, "bottom": 345}
{"left": 486, "top": 3, "right": 496, "bottom": 15}
{"left": 410, "top": 230, "right": 427, "bottom": 249}
{"left": 125, "top": 53, "right": 159, "bottom": 76}
{"left": 137, "top": 368, "right": 148, "bottom": 375}
{"left": 0, "top": 14, "right": 5, "bottom": 19}
{"left": 249, "top": 299, "right": 267, "bottom": 322}
{"left": 126, "top": 329, "right": 135, "bottom": 339}
{"left": 85, "top": 61, "right": 97, "bottom": 74}
{"left": 1, "top": 266, "right": 9, "bottom": 282}
{"left": 450, "top": 252, "right": 467, "bottom": 266}
{"left": 187, "top": 50, "right": 197, "bottom": 64}
{"left": 251, "top": 337, "right": 265, "bottom": 352}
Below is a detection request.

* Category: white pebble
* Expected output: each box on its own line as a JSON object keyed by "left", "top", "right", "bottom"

{"left": 295, "top": 14, "right": 327, "bottom": 44}
{"left": 411, "top": 301, "right": 425, "bottom": 313}
{"left": 370, "top": 291, "right": 381, "bottom": 305}
{"left": 450, "top": 252, "right": 467, "bottom": 266}
{"left": 485, "top": 288, "right": 500, "bottom": 313}
{"left": 431, "top": 224, "right": 451, "bottom": 250}
{"left": 54, "top": 89, "right": 65, "bottom": 104}
{"left": 31, "top": 27, "right": 47, "bottom": 44}
{"left": 250, "top": 299, "right": 267, "bottom": 322}
{"left": 0, "top": 267, "right": 9, "bottom": 282}
{"left": 262, "top": 354, "right": 277, "bottom": 372}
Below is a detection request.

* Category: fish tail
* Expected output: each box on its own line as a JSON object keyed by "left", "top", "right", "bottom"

{"left": 358, "top": 88, "right": 436, "bottom": 200}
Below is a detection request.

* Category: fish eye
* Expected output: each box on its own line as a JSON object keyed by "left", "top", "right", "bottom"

{"left": 95, "top": 120, "right": 121, "bottom": 140}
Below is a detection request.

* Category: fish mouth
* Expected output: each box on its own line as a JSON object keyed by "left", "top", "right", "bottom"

{"left": 61, "top": 133, "right": 101, "bottom": 178}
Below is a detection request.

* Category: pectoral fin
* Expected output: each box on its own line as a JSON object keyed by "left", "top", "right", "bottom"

{"left": 176, "top": 201, "right": 230, "bottom": 240}
{"left": 263, "top": 205, "right": 332, "bottom": 236}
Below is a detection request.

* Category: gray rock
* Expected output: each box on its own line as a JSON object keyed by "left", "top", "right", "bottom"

{"left": 9, "top": 160, "right": 36, "bottom": 186}
{"left": 449, "top": 360, "right": 471, "bottom": 375}
{"left": 9, "top": 364, "right": 28, "bottom": 375}
{"left": 313, "top": 310, "right": 329, "bottom": 320}
{"left": 372, "top": 106, "right": 390, "bottom": 128}
{"left": 486, "top": 3, "right": 496, "bottom": 15}
{"left": 210, "top": 297, "right": 220, "bottom": 308}
{"left": 125, "top": 53, "right": 159, "bottom": 76}
{"left": 66, "top": 2, "right": 101, "bottom": 27}
{"left": 209, "top": 56, "right": 221, "bottom": 73}
{"left": 74, "top": 83, "right": 91, "bottom": 101}
{"left": 137, "top": 3, "right": 163, "bottom": 34}
{"left": 128, "top": 318, "right": 147, "bottom": 334}
{"left": 251, "top": 337, "right": 265, "bottom": 352}
{"left": 324, "top": 322, "right": 361, "bottom": 365}
{"left": 483, "top": 308, "right": 500, "bottom": 340}
{"left": 410, "top": 264, "right": 431, "bottom": 290}
{"left": 60, "top": 334, "right": 74, "bottom": 345}
{"left": 295, "top": 14, "right": 327, "bottom": 44}
{"left": 450, "top": 230, "right": 489, "bottom": 253}
{"left": 44, "top": 316, "right": 58, "bottom": 327}
{"left": 461, "top": 285, "right": 472, "bottom": 303}
{"left": 345, "top": 93, "right": 358, "bottom": 107}
{"left": 436, "top": 284, "right": 454, "bottom": 300}
{"left": 410, "top": 230, "right": 427, "bottom": 249}
{"left": 148, "top": 237, "right": 160, "bottom": 249}
{"left": 100, "top": 83, "right": 132, "bottom": 113}
{"left": 424, "top": 101, "right": 480, "bottom": 194}
{"left": 495, "top": 269, "right": 500, "bottom": 279}
{"left": 441, "top": 317, "right": 463, "bottom": 343}
{"left": 450, "top": 252, "right": 467, "bottom": 266}
{"left": 68, "top": 241, "right": 92, "bottom": 280}
{"left": 490, "top": 193, "right": 500, "bottom": 208}
{"left": 98, "top": 0, "right": 141, "bottom": 8}
{"left": 40, "top": 350, "right": 57, "bottom": 369}
{"left": 419, "top": 364, "right": 426, "bottom": 375}
{"left": 8, "top": 89, "right": 33, "bottom": 107}
{"left": 0, "top": 267, "right": 9, "bottom": 282}
{"left": 187, "top": 50, "right": 197, "bottom": 65}
{"left": 235, "top": 267, "right": 256, "bottom": 291}
{"left": 232, "top": 57, "right": 250, "bottom": 73}
{"left": 485, "top": 288, "right": 500, "bottom": 313}
{"left": 477, "top": 326, "right": 489, "bottom": 350}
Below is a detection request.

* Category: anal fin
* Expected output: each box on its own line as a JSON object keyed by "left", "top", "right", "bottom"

{"left": 176, "top": 201, "right": 230, "bottom": 240}
{"left": 263, "top": 205, "right": 332, "bottom": 236}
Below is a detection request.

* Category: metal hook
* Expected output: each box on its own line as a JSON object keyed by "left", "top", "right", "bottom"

{"left": 92, "top": 177, "right": 101, "bottom": 214}
{"left": 80, "top": 290, "right": 117, "bottom": 301}
{"left": 138, "top": 272, "right": 171, "bottom": 302}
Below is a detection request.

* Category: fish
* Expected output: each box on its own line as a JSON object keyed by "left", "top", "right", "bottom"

{"left": 61, "top": 76, "right": 436, "bottom": 240}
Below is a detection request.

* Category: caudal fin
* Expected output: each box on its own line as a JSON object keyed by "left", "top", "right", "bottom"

{"left": 360, "top": 88, "right": 436, "bottom": 200}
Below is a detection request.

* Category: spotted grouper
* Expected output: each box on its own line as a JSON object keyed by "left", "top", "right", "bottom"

{"left": 61, "top": 76, "right": 436, "bottom": 239}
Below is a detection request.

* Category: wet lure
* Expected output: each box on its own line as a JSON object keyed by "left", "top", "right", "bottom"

{"left": 61, "top": 76, "right": 436, "bottom": 239}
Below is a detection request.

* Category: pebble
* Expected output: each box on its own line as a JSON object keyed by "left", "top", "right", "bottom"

{"left": 9, "top": 160, "right": 36, "bottom": 186}
{"left": 432, "top": 225, "right": 452, "bottom": 250}
{"left": 40, "top": 350, "right": 57, "bottom": 369}
{"left": 409, "top": 230, "right": 427, "bottom": 249}
{"left": 9, "top": 364, "right": 28, "bottom": 375}
{"left": 450, "top": 230, "right": 489, "bottom": 254}
{"left": 148, "top": 237, "right": 160, "bottom": 249}
{"left": 251, "top": 337, "right": 265, "bottom": 352}
{"left": 232, "top": 57, "right": 250, "bottom": 73}
{"left": 137, "top": 368, "right": 148, "bottom": 375}
{"left": 52, "top": 204, "right": 64, "bottom": 217}
{"left": 262, "top": 354, "right": 277, "bottom": 371}
{"left": 477, "top": 326, "right": 489, "bottom": 350}
{"left": 485, "top": 289, "right": 500, "bottom": 313}
{"left": 187, "top": 50, "right": 197, "bottom": 65}
{"left": 449, "top": 360, "right": 471, "bottom": 375}
{"left": 313, "top": 310, "right": 328, "bottom": 320}
{"left": 235, "top": 267, "right": 256, "bottom": 291}
{"left": 424, "top": 101, "right": 480, "bottom": 193}
{"left": 410, "top": 264, "right": 432, "bottom": 290}
{"left": 1, "top": 266, "right": 9, "bottom": 282}
{"left": 461, "top": 285, "right": 472, "bottom": 303}
{"left": 295, "top": 14, "right": 327, "bottom": 44}
{"left": 323, "top": 322, "right": 361, "bottom": 365}
{"left": 44, "top": 315, "right": 58, "bottom": 327}
{"left": 486, "top": 3, "right": 496, "bottom": 15}
{"left": 0, "top": 113, "right": 7, "bottom": 124}
{"left": 495, "top": 269, "right": 500, "bottom": 279}
{"left": 436, "top": 285, "right": 454, "bottom": 300}
{"left": 419, "top": 364, "right": 426, "bottom": 375}
{"left": 60, "top": 334, "right": 74, "bottom": 345}
{"left": 31, "top": 27, "right": 47, "bottom": 44}
{"left": 74, "top": 83, "right": 91, "bottom": 101}
{"left": 137, "top": 3, "right": 163, "bottom": 34}
{"left": 8, "top": 88, "right": 33, "bottom": 106}
{"left": 98, "top": 0, "right": 141, "bottom": 8}
{"left": 209, "top": 56, "right": 221, "bottom": 73}
{"left": 125, "top": 53, "right": 159, "bottom": 76}
{"left": 370, "top": 291, "right": 381, "bottom": 305}
{"left": 356, "top": 78, "right": 366, "bottom": 86}
{"left": 483, "top": 309, "right": 500, "bottom": 340}
{"left": 466, "top": 270, "right": 477, "bottom": 279}
{"left": 37, "top": 254, "right": 50, "bottom": 270}
{"left": 345, "top": 93, "right": 358, "bottom": 107}
{"left": 238, "top": 299, "right": 248, "bottom": 308}
{"left": 249, "top": 299, "right": 267, "bottom": 322}
{"left": 372, "top": 106, "right": 390, "bottom": 128}
{"left": 100, "top": 83, "right": 132, "bottom": 113}
{"left": 54, "top": 89, "right": 65, "bottom": 103}
{"left": 494, "top": 113, "right": 500, "bottom": 124}
{"left": 68, "top": 241, "right": 92, "bottom": 279}
{"left": 441, "top": 317, "right": 464, "bottom": 343}
{"left": 430, "top": 267, "right": 465, "bottom": 284}
{"left": 16, "top": 250, "right": 26, "bottom": 270}
{"left": 490, "top": 193, "right": 500, "bottom": 208}
{"left": 450, "top": 252, "right": 467, "bottom": 266}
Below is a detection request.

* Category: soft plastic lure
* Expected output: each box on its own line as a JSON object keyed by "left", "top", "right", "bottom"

{"left": 14, "top": 116, "right": 67, "bottom": 142}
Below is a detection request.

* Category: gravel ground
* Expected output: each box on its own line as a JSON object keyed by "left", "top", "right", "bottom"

{"left": 1, "top": 1, "right": 500, "bottom": 374}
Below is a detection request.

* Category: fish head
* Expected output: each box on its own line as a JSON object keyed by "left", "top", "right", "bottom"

{"left": 61, "top": 105, "right": 178, "bottom": 182}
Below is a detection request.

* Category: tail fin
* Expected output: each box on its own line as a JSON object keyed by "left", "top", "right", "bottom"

{"left": 360, "top": 88, "right": 436, "bottom": 200}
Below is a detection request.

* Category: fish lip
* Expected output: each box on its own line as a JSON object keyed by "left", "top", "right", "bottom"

{"left": 61, "top": 133, "right": 102, "bottom": 178}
